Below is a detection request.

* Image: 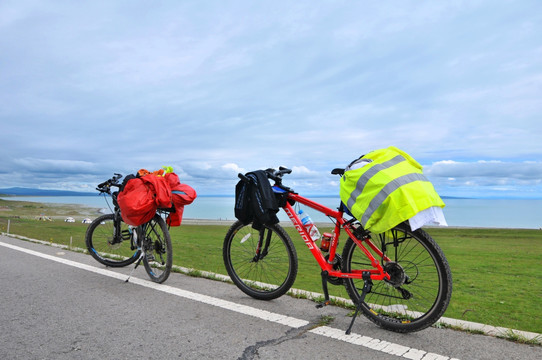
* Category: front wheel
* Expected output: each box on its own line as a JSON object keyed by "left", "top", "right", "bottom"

{"left": 85, "top": 213, "right": 140, "bottom": 267}
{"left": 141, "top": 215, "right": 173, "bottom": 283}
{"left": 223, "top": 220, "right": 298, "bottom": 300}
{"left": 342, "top": 222, "right": 452, "bottom": 333}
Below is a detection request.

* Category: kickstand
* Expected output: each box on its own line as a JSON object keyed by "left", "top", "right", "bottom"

{"left": 345, "top": 271, "right": 372, "bottom": 335}
{"left": 316, "top": 271, "right": 331, "bottom": 308}
{"left": 125, "top": 251, "right": 144, "bottom": 283}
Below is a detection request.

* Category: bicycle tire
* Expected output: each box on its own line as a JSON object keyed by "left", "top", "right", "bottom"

{"left": 85, "top": 213, "right": 140, "bottom": 267}
{"left": 223, "top": 220, "right": 298, "bottom": 300}
{"left": 342, "top": 222, "right": 452, "bottom": 333}
{"left": 142, "top": 214, "right": 173, "bottom": 283}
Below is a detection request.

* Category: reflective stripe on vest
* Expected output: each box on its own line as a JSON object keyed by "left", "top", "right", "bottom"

{"left": 340, "top": 146, "right": 445, "bottom": 233}
{"left": 346, "top": 154, "right": 405, "bottom": 210}
{"left": 360, "top": 172, "right": 429, "bottom": 225}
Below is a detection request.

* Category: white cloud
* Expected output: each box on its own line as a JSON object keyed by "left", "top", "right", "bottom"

{"left": 425, "top": 160, "right": 542, "bottom": 198}
{"left": 221, "top": 163, "right": 245, "bottom": 174}
{"left": 13, "top": 158, "right": 98, "bottom": 174}
{"left": 0, "top": 1, "right": 541, "bottom": 198}
{"left": 426, "top": 160, "right": 542, "bottom": 181}
{"left": 291, "top": 166, "right": 317, "bottom": 176}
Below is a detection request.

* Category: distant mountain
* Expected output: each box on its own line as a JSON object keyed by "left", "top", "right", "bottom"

{"left": 0, "top": 187, "right": 95, "bottom": 196}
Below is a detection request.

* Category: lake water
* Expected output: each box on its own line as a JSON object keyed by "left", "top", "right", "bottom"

{"left": 2, "top": 195, "right": 541, "bottom": 229}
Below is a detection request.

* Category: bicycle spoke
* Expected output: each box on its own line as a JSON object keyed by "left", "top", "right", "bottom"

{"left": 85, "top": 214, "right": 140, "bottom": 267}
{"left": 343, "top": 223, "right": 452, "bottom": 332}
{"left": 142, "top": 215, "right": 172, "bottom": 283}
{"left": 223, "top": 221, "right": 297, "bottom": 300}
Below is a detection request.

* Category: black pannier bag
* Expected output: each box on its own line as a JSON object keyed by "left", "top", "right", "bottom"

{"left": 235, "top": 170, "right": 279, "bottom": 230}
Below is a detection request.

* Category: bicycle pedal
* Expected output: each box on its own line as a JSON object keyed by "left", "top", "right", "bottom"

{"left": 316, "top": 300, "right": 330, "bottom": 309}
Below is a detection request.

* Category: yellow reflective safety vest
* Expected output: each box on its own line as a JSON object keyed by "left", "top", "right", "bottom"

{"left": 339, "top": 146, "right": 445, "bottom": 234}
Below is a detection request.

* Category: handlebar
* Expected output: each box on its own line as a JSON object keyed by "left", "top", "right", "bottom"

{"left": 238, "top": 166, "right": 344, "bottom": 187}
{"left": 96, "top": 173, "right": 123, "bottom": 193}
{"left": 237, "top": 166, "right": 344, "bottom": 194}
{"left": 266, "top": 167, "right": 292, "bottom": 181}
{"left": 238, "top": 167, "right": 294, "bottom": 192}
{"left": 237, "top": 167, "right": 292, "bottom": 183}
{"left": 237, "top": 173, "right": 250, "bottom": 183}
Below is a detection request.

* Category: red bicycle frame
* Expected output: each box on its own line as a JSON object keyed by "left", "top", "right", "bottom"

{"left": 280, "top": 189, "right": 390, "bottom": 282}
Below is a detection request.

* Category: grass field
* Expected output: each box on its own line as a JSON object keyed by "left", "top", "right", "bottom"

{"left": 1, "top": 198, "right": 541, "bottom": 336}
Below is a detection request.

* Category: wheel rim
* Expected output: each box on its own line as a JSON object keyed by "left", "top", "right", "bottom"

{"left": 142, "top": 218, "right": 171, "bottom": 281}
{"left": 228, "top": 226, "right": 292, "bottom": 294}
{"left": 347, "top": 228, "right": 444, "bottom": 325}
{"left": 89, "top": 216, "right": 138, "bottom": 263}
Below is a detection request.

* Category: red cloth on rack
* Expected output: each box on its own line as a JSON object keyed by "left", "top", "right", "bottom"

{"left": 117, "top": 171, "right": 196, "bottom": 227}
{"left": 164, "top": 172, "right": 197, "bottom": 226}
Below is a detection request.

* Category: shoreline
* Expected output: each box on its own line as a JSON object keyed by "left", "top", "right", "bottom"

{"left": 180, "top": 219, "right": 541, "bottom": 230}
{"left": 1, "top": 197, "right": 540, "bottom": 230}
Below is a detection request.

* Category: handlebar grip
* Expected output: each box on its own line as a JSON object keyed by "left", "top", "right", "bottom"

{"left": 278, "top": 166, "right": 292, "bottom": 175}
{"left": 238, "top": 173, "right": 250, "bottom": 183}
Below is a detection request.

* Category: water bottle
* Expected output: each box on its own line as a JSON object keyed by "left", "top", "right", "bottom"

{"left": 298, "top": 209, "right": 321, "bottom": 241}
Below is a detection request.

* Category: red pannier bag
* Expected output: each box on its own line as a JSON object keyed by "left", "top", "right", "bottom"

{"left": 117, "top": 174, "right": 173, "bottom": 226}
{"left": 164, "top": 172, "right": 197, "bottom": 226}
{"left": 140, "top": 173, "right": 173, "bottom": 209}
{"left": 117, "top": 177, "right": 156, "bottom": 226}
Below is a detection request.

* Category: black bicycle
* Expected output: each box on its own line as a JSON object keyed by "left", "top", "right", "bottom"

{"left": 85, "top": 173, "right": 173, "bottom": 283}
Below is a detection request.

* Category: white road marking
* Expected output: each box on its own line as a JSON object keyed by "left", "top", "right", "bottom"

{"left": 0, "top": 240, "right": 459, "bottom": 360}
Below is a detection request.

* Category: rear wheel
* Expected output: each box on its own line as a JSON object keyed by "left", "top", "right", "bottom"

{"left": 223, "top": 220, "right": 298, "bottom": 300}
{"left": 141, "top": 215, "right": 173, "bottom": 283}
{"left": 342, "top": 222, "right": 452, "bottom": 333}
{"left": 85, "top": 213, "right": 140, "bottom": 267}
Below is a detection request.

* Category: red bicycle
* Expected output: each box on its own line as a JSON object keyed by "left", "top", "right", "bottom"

{"left": 223, "top": 167, "right": 452, "bottom": 333}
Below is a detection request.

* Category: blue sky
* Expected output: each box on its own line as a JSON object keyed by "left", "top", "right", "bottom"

{"left": 1, "top": 1, "right": 541, "bottom": 198}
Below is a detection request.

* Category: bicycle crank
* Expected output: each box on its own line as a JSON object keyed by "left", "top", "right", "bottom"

{"left": 324, "top": 254, "right": 343, "bottom": 285}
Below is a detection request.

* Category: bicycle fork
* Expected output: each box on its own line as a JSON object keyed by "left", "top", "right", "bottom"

{"left": 125, "top": 226, "right": 145, "bottom": 283}
{"left": 252, "top": 228, "right": 272, "bottom": 262}
{"left": 124, "top": 222, "right": 166, "bottom": 282}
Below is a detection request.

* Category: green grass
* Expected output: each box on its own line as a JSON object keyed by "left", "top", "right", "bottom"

{"left": 425, "top": 227, "right": 542, "bottom": 335}
{"left": 1, "top": 199, "right": 541, "bottom": 335}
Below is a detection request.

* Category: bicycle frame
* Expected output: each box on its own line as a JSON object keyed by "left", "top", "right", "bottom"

{"left": 228, "top": 169, "right": 452, "bottom": 333}
{"left": 277, "top": 188, "right": 390, "bottom": 282}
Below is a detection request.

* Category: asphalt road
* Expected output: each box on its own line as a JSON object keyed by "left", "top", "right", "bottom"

{"left": 0, "top": 234, "right": 540, "bottom": 360}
